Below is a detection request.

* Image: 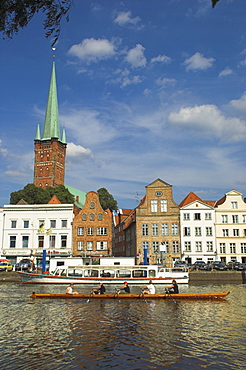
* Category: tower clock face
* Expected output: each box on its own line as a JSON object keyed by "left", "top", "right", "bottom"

{"left": 155, "top": 191, "right": 162, "bottom": 197}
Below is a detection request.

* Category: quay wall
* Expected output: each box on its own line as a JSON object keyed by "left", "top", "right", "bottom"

{"left": 189, "top": 271, "right": 246, "bottom": 283}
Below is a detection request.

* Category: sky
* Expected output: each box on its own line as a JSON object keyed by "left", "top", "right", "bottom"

{"left": 0, "top": 0, "right": 246, "bottom": 209}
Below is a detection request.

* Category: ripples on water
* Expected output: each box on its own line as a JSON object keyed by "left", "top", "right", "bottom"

{"left": 0, "top": 283, "right": 245, "bottom": 369}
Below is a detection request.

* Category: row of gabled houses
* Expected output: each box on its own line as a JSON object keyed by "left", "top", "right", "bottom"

{"left": 0, "top": 178, "right": 245, "bottom": 266}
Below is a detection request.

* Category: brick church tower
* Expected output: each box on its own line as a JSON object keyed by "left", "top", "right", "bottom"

{"left": 34, "top": 62, "right": 67, "bottom": 189}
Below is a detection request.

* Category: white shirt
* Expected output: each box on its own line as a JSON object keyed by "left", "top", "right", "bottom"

{"left": 148, "top": 284, "right": 156, "bottom": 294}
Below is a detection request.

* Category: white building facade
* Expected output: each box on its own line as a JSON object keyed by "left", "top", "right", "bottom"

{"left": 180, "top": 200, "right": 216, "bottom": 264}
{"left": 215, "top": 190, "right": 246, "bottom": 264}
{"left": 0, "top": 203, "right": 74, "bottom": 264}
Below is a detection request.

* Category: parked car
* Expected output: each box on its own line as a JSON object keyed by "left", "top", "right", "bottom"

{"left": 226, "top": 262, "right": 244, "bottom": 271}
{"left": 0, "top": 262, "right": 13, "bottom": 272}
{"left": 174, "top": 260, "right": 188, "bottom": 269}
{"left": 15, "top": 259, "right": 33, "bottom": 271}
{"left": 209, "top": 261, "right": 227, "bottom": 271}
{"left": 191, "top": 261, "right": 206, "bottom": 270}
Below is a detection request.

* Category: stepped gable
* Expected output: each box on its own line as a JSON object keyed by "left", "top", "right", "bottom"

{"left": 48, "top": 195, "right": 61, "bottom": 204}
{"left": 17, "top": 199, "right": 28, "bottom": 205}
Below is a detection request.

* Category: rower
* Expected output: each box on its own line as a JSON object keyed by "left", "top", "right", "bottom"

{"left": 116, "top": 281, "right": 130, "bottom": 294}
{"left": 165, "top": 280, "right": 179, "bottom": 294}
{"left": 93, "top": 283, "right": 106, "bottom": 295}
{"left": 66, "top": 283, "right": 79, "bottom": 295}
{"left": 142, "top": 280, "right": 156, "bottom": 294}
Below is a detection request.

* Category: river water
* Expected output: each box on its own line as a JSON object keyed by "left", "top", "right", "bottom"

{"left": 0, "top": 282, "right": 245, "bottom": 370}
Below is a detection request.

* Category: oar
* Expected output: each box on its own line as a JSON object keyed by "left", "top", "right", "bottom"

{"left": 141, "top": 289, "right": 148, "bottom": 304}
{"left": 86, "top": 290, "right": 94, "bottom": 303}
{"left": 165, "top": 289, "right": 177, "bottom": 304}
{"left": 115, "top": 288, "right": 121, "bottom": 303}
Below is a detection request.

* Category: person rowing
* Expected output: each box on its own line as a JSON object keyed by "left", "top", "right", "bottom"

{"left": 93, "top": 283, "right": 106, "bottom": 295}
{"left": 66, "top": 283, "right": 79, "bottom": 295}
{"left": 142, "top": 280, "right": 156, "bottom": 294}
{"left": 165, "top": 279, "right": 179, "bottom": 294}
{"left": 116, "top": 281, "right": 130, "bottom": 294}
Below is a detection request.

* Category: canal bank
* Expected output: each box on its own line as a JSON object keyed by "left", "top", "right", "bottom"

{"left": 189, "top": 270, "right": 246, "bottom": 283}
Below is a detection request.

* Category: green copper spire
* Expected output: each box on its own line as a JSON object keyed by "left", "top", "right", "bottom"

{"left": 35, "top": 123, "right": 41, "bottom": 140}
{"left": 42, "top": 62, "right": 60, "bottom": 140}
{"left": 61, "top": 128, "right": 67, "bottom": 144}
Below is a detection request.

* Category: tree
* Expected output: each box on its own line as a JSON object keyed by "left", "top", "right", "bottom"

{"left": 97, "top": 188, "right": 118, "bottom": 211}
{"left": 10, "top": 183, "right": 74, "bottom": 204}
{"left": 0, "top": 0, "right": 73, "bottom": 46}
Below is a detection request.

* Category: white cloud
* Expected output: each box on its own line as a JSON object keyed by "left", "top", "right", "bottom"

{"left": 68, "top": 38, "right": 116, "bottom": 62}
{"left": 111, "top": 69, "right": 143, "bottom": 88}
{"left": 219, "top": 67, "right": 233, "bottom": 77}
{"left": 239, "top": 57, "right": 246, "bottom": 67}
{"left": 114, "top": 11, "right": 140, "bottom": 26}
{"left": 156, "top": 77, "right": 177, "bottom": 87}
{"left": 125, "top": 44, "right": 147, "bottom": 68}
{"left": 230, "top": 92, "right": 246, "bottom": 114}
{"left": 0, "top": 139, "right": 8, "bottom": 156}
{"left": 67, "top": 142, "right": 93, "bottom": 159}
{"left": 151, "top": 55, "right": 172, "bottom": 64}
{"left": 183, "top": 52, "right": 215, "bottom": 71}
{"left": 168, "top": 104, "right": 246, "bottom": 142}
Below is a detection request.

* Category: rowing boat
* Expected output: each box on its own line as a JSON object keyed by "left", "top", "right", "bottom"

{"left": 30, "top": 292, "right": 230, "bottom": 300}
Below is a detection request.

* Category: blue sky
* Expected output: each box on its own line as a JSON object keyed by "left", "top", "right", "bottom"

{"left": 0, "top": 0, "right": 246, "bottom": 208}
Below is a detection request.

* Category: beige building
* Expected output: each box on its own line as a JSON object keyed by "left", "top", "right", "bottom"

{"left": 72, "top": 191, "right": 113, "bottom": 259}
{"left": 115, "top": 179, "right": 181, "bottom": 266}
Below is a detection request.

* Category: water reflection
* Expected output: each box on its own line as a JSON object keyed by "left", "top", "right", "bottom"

{"left": 0, "top": 282, "right": 245, "bottom": 369}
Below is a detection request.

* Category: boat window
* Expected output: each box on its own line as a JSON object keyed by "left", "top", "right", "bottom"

{"left": 116, "top": 269, "right": 131, "bottom": 278}
{"left": 132, "top": 270, "right": 144, "bottom": 277}
{"left": 149, "top": 270, "right": 156, "bottom": 277}
{"left": 60, "top": 269, "right": 67, "bottom": 276}
{"left": 100, "top": 270, "right": 115, "bottom": 278}
{"left": 90, "top": 270, "right": 99, "bottom": 277}
{"left": 68, "top": 269, "right": 83, "bottom": 277}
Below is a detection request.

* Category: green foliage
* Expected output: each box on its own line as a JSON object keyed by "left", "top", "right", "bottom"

{"left": 97, "top": 187, "right": 118, "bottom": 211}
{"left": 0, "top": 0, "right": 73, "bottom": 46}
{"left": 10, "top": 183, "right": 74, "bottom": 204}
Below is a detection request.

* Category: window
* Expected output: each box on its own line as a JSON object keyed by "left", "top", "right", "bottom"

{"left": 206, "top": 241, "right": 213, "bottom": 252}
{"left": 243, "top": 215, "right": 246, "bottom": 223}
{"left": 232, "top": 215, "right": 238, "bottom": 224}
{"left": 241, "top": 243, "right": 246, "bottom": 253}
{"left": 161, "top": 223, "right": 168, "bottom": 236}
{"left": 161, "top": 241, "right": 169, "bottom": 253}
{"left": 222, "top": 215, "right": 228, "bottom": 223}
{"left": 90, "top": 214, "right": 94, "bottom": 221}
{"left": 160, "top": 200, "right": 167, "bottom": 212}
{"left": 142, "top": 224, "right": 148, "bottom": 236}
{"left": 97, "top": 227, "right": 107, "bottom": 235}
{"left": 152, "top": 223, "right": 158, "bottom": 236}
{"left": 231, "top": 202, "right": 238, "bottom": 209}
{"left": 205, "top": 213, "right": 212, "bottom": 220}
{"left": 230, "top": 243, "right": 236, "bottom": 254}
{"left": 184, "top": 227, "right": 190, "bottom": 236}
{"left": 10, "top": 235, "right": 16, "bottom": 248}
{"left": 206, "top": 227, "right": 213, "bottom": 236}
{"left": 194, "top": 213, "right": 201, "bottom": 220}
{"left": 142, "top": 241, "right": 149, "bottom": 251}
{"left": 172, "top": 223, "right": 178, "bottom": 236}
{"left": 61, "top": 235, "right": 67, "bottom": 249}
{"left": 23, "top": 220, "right": 29, "bottom": 228}
{"left": 78, "top": 227, "right": 84, "bottom": 236}
{"left": 87, "top": 227, "right": 93, "bottom": 236}
{"left": 49, "top": 235, "right": 56, "bottom": 248}
{"left": 78, "top": 241, "right": 84, "bottom": 250}
{"left": 11, "top": 220, "right": 17, "bottom": 228}
{"left": 38, "top": 235, "right": 44, "bottom": 248}
{"left": 50, "top": 220, "right": 56, "bottom": 228}
{"left": 220, "top": 243, "right": 226, "bottom": 254}
{"left": 195, "top": 227, "right": 202, "bottom": 236}
{"left": 22, "top": 236, "right": 29, "bottom": 248}
{"left": 223, "top": 229, "right": 229, "bottom": 237}
{"left": 183, "top": 213, "right": 190, "bottom": 220}
{"left": 87, "top": 241, "right": 93, "bottom": 250}
{"left": 98, "top": 214, "right": 102, "bottom": 221}
{"left": 233, "top": 229, "right": 239, "bottom": 237}
{"left": 151, "top": 200, "right": 158, "bottom": 212}
{"left": 153, "top": 241, "right": 159, "bottom": 254}
{"left": 82, "top": 214, "right": 86, "bottom": 221}
{"left": 172, "top": 241, "right": 179, "bottom": 254}
{"left": 97, "top": 241, "right": 107, "bottom": 250}
{"left": 90, "top": 202, "right": 95, "bottom": 209}
{"left": 184, "top": 241, "right": 191, "bottom": 252}
{"left": 61, "top": 220, "right": 67, "bottom": 228}
{"left": 195, "top": 241, "right": 202, "bottom": 252}
{"left": 39, "top": 220, "right": 45, "bottom": 228}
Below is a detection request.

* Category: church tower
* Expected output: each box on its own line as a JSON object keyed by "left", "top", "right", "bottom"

{"left": 34, "top": 62, "right": 67, "bottom": 189}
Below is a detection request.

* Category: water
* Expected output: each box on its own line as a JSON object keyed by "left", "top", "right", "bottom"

{"left": 0, "top": 282, "right": 245, "bottom": 369}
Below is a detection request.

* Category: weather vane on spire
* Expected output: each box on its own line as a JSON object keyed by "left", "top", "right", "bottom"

{"left": 52, "top": 47, "right": 56, "bottom": 58}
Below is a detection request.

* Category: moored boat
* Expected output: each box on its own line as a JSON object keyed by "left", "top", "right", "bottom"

{"left": 18, "top": 264, "right": 189, "bottom": 284}
{"left": 30, "top": 292, "right": 230, "bottom": 300}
